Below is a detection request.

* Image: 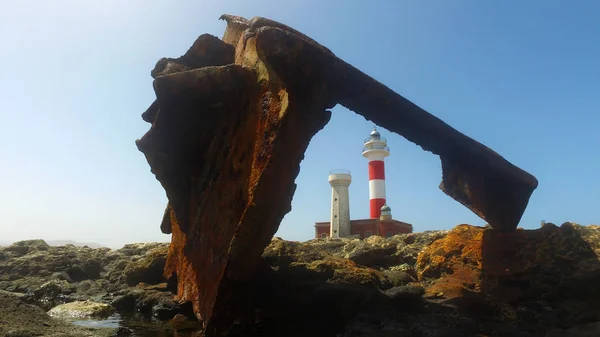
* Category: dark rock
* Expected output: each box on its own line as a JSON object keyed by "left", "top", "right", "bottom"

{"left": 123, "top": 246, "right": 168, "bottom": 286}
{"left": 112, "top": 327, "right": 133, "bottom": 337}
{"left": 382, "top": 285, "right": 425, "bottom": 301}
{"left": 24, "top": 280, "right": 76, "bottom": 310}
{"left": 111, "top": 284, "right": 193, "bottom": 320}
{"left": 67, "top": 257, "right": 103, "bottom": 281}
{"left": 546, "top": 322, "right": 600, "bottom": 337}
{"left": 170, "top": 313, "right": 202, "bottom": 331}
{"left": 382, "top": 270, "right": 415, "bottom": 287}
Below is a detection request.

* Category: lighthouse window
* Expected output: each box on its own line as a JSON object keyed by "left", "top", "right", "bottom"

{"left": 334, "top": 198, "right": 338, "bottom": 201}
{"left": 334, "top": 215, "right": 337, "bottom": 218}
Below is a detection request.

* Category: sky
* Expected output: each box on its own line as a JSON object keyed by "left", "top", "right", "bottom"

{"left": 0, "top": 0, "right": 598, "bottom": 248}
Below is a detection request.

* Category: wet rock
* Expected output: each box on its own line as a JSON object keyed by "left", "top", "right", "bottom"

{"left": 112, "top": 327, "right": 133, "bottom": 337}
{"left": 48, "top": 300, "right": 115, "bottom": 319}
{"left": 24, "top": 280, "right": 77, "bottom": 310}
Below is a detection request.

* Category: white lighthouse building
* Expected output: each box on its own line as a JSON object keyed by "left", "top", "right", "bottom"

{"left": 328, "top": 170, "right": 352, "bottom": 238}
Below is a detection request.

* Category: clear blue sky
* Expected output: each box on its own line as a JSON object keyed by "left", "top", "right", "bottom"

{"left": 1, "top": 0, "right": 598, "bottom": 248}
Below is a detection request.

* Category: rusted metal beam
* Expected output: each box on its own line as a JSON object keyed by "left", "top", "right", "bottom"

{"left": 254, "top": 26, "right": 538, "bottom": 231}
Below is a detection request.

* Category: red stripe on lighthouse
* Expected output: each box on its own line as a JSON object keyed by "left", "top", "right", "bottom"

{"left": 368, "top": 160, "right": 385, "bottom": 180}
{"left": 368, "top": 160, "right": 386, "bottom": 218}
{"left": 370, "top": 198, "right": 386, "bottom": 219}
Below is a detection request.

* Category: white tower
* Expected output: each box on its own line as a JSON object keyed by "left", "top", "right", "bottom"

{"left": 329, "top": 170, "right": 352, "bottom": 238}
{"left": 362, "top": 128, "right": 391, "bottom": 219}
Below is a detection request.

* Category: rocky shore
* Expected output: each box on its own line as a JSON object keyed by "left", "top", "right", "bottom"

{"left": 1, "top": 222, "right": 599, "bottom": 336}
{"left": 0, "top": 240, "right": 191, "bottom": 336}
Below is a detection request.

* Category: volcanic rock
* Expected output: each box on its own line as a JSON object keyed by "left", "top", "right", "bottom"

{"left": 111, "top": 283, "right": 193, "bottom": 320}
{"left": 0, "top": 240, "right": 172, "bottom": 309}
{"left": 415, "top": 223, "right": 600, "bottom": 335}
{"left": 122, "top": 245, "right": 168, "bottom": 286}
{"left": 1, "top": 225, "right": 600, "bottom": 336}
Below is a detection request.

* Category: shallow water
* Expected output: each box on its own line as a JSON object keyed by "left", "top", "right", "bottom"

{"left": 71, "top": 313, "right": 203, "bottom": 337}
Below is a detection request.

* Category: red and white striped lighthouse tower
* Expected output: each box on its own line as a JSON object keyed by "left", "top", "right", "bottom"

{"left": 362, "top": 128, "right": 390, "bottom": 219}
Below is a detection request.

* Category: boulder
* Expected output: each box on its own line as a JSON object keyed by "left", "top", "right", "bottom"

{"left": 24, "top": 279, "right": 77, "bottom": 310}
{"left": 122, "top": 245, "right": 168, "bottom": 286}
{"left": 382, "top": 285, "right": 425, "bottom": 301}
{"left": 47, "top": 300, "right": 115, "bottom": 319}
{"left": 382, "top": 269, "right": 415, "bottom": 287}
{"left": 111, "top": 283, "right": 193, "bottom": 320}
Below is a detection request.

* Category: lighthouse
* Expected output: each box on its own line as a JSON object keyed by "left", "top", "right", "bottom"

{"left": 362, "top": 128, "right": 390, "bottom": 219}
{"left": 314, "top": 128, "right": 412, "bottom": 240}
{"left": 328, "top": 170, "right": 352, "bottom": 238}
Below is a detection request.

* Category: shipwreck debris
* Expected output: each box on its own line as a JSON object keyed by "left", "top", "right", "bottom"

{"left": 136, "top": 14, "right": 538, "bottom": 335}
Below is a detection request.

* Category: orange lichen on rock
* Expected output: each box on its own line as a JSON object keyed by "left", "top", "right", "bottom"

{"left": 416, "top": 224, "right": 485, "bottom": 298}
{"left": 416, "top": 223, "right": 600, "bottom": 316}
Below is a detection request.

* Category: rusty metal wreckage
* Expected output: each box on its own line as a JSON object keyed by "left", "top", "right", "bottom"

{"left": 136, "top": 14, "right": 539, "bottom": 334}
